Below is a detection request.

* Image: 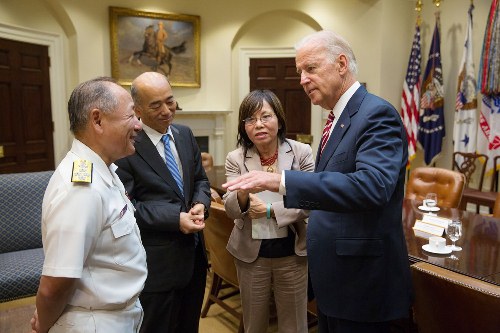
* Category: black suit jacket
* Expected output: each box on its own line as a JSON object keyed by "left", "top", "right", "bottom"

{"left": 115, "top": 124, "right": 210, "bottom": 292}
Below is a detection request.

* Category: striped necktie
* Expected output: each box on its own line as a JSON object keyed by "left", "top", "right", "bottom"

{"left": 162, "top": 134, "right": 184, "bottom": 195}
{"left": 320, "top": 111, "right": 335, "bottom": 155}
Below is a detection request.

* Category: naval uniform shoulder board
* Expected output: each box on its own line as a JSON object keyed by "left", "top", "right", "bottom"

{"left": 71, "top": 159, "right": 93, "bottom": 183}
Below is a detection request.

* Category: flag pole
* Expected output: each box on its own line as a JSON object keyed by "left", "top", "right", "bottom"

{"left": 432, "top": 0, "right": 443, "bottom": 8}
{"left": 407, "top": 0, "right": 423, "bottom": 182}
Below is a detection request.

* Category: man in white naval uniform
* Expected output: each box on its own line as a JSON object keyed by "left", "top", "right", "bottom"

{"left": 31, "top": 77, "right": 147, "bottom": 333}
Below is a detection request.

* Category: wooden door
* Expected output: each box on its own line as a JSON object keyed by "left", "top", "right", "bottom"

{"left": 0, "top": 38, "right": 54, "bottom": 173}
{"left": 250, "top": 58, "right": 312, "bottom": 143}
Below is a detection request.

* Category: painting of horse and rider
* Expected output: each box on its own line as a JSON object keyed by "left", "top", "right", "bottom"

{"left": 110, "top": 7, "right": 200, "bottom": 87}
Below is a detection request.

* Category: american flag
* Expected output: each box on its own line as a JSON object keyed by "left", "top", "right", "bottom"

{"left": 400, "top": 24, "right": 421, "bottom": 167}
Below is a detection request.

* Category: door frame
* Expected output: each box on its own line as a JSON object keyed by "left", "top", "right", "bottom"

{"left": 238, "top": 47, "right": 322, "bottom": 154}
{"left": 0, "top": 23, "right": 67, "bottom": 165}
{"left": 238, "top": 47, "right": 295, "bottom": 105}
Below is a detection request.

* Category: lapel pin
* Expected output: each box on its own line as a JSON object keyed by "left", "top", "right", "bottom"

{"left": 341, "top": 124, "right": 345, "bottom": 128}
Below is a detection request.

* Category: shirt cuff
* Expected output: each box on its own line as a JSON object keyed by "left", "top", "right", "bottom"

{"left": 279, "top": 170, "right": 286, "bottom": 195}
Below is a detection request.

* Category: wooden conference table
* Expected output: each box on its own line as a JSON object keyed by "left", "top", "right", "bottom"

{"left": 206, "top": 167, "right": 500, "bottom": 286}
{"left": 403, "top": 198, "right": 500, "bottom": 286}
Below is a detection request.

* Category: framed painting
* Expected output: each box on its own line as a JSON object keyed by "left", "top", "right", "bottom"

{"left": 109, "top": 7, "right": 200, "bottom": 87}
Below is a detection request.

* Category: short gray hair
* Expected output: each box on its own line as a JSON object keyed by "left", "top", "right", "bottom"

{"left": 68, "top": 77, "right": 118, "bottom": 134}
{"left": 295, "top": 30, "right": 358, "bottom": 75}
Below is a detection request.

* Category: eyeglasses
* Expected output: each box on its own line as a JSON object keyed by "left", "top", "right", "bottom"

{"left": 242, "top": 113, "right": 275, "bottom": 126}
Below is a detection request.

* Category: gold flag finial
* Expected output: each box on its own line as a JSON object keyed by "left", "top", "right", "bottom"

{"left": 415, "top": 0, "right": 423, "bottom": 12}
{"left": 433, "top": 0, "right": 442, "bottom": 7}
{"left": 416, "top": 0, "right": 423, "bottom": 26}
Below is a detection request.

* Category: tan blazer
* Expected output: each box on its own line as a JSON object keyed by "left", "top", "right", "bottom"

{"left": 224, "top": 139, "right": 315, "bottom": 263}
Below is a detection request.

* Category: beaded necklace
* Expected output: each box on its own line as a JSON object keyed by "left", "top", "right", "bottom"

{"left": 260, "top": 148, "right": 278, "bottom": 173}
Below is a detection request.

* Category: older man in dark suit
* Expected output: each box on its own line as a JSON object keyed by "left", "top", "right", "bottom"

{"left": 116, "top": 72, "right": 210, "bottom": 333}
{"left": 224, "top": 30, "right": 412, "bottom": 333}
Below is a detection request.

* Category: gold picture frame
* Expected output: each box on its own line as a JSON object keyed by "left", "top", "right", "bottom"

{"left": 109, "top": 7, "right": 200, "bottom": 87}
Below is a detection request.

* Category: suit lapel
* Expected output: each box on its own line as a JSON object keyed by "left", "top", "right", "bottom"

{"left": 135, "top": 130, "right": 184, "bottom": 200}
{"left": 316, "top": 111, "right": 351, "bottom": 171}
{"left": 277, "top": 140, "right": 293, "bottom": 172}
{"left": 316, "top": 85, "right": 367, "bottom": 171}
{"left": 243, "top": 147, "right": 262, "bottom": 173}
{"left": 244, "top": 141, "right": 292, "bottom": 173}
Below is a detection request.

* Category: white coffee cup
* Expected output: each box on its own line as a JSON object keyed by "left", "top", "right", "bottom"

{"left": 429, "top": 236, "right": 446, "bottom": 251}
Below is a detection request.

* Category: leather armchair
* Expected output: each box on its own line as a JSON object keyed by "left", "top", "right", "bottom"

{"left": 405, "top": 167, "right": 466, "bottom": 208}
{"left": 201, "top": 152, "right": 214, "bottom": 171}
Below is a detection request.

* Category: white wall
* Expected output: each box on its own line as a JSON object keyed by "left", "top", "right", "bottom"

{"left": 0, "top": 0, "right": 492, "bottom": 170}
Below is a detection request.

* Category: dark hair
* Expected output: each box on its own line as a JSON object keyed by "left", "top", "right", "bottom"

{"left": 236, "top": 89, "right": 287, "bottom": 150}
{"left": 68, "top": 76, "right": 118, "bottom": 134}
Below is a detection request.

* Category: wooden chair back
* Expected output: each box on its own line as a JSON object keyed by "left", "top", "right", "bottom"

{"left": 201, "top": 202, "right": 243, "bottom": 332}
{"left": 453, "top": 152, "right": 488, "bottom": 190}
{"left": 411, "top": 262, "right": 500, "bottom": 333}
{"left": 210, "top": 187, "right": 223, "bottom": 204}
{"left": 492, "top": 156, "right": 500, "bottom": 192}
{"left": 405, "top": 167, "right": 465, "bottom": 208}
{"left": 493, "top": 192, "right": 500, "bottom": 218}
{"left": 204, "top": 202, "right": 238, "bottom": 286}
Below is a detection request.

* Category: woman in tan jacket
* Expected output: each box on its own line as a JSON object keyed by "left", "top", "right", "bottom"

{"left": 224, "top": 89, "right": 314, "bottom": 333}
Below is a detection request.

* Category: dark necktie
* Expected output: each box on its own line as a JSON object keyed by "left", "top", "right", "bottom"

{"left": 162, "top": 134, "right": 184, "bottom": 195}
{"left": 320, "top": 111, "right": 335, "bottom": 155}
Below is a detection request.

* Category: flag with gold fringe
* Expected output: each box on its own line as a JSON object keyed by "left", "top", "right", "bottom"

{"left": 418, "top": 14, "right": 445, "bottom": 165}
{"left": 476, "top": 0, "right": 500, "bottom": 174}
{"left": 453, "top": 4, "right": 477, "bottom": 159}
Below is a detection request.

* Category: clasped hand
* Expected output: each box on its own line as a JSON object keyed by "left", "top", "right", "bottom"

{"left": 179, "top": 203, "right": 205, "bottom": 234}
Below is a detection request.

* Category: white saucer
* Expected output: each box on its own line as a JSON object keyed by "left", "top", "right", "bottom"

{"left": 422, "top": 244, "right": 452, "bottom": 255}
{"left": 418, "top": 205, "right": 440, "bottom": 212}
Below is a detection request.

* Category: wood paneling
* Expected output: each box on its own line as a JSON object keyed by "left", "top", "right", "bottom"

{"left": 0, "top": 38, "right": 54, "bottom": 173}
{"left": 250, "top": 58, "right": 311, "bottom": 142}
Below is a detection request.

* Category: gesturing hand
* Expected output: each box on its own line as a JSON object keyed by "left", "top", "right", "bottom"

{"left": 223, "top": 170, "right": 281, "bottom": 193}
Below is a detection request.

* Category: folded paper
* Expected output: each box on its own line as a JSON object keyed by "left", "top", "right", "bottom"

{"left": 252, "top": 191, "right": 288, "bottom": 239}
{"left": 413, "top": 220, "right": 445, "bottom": 237}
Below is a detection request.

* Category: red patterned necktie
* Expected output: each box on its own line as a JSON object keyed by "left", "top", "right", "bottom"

{"left": 320, "top": 111, "right": 335, "bottom": 155}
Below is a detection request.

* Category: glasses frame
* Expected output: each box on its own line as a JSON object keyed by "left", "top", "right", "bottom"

{"left": 242, "top": 113, "right": 275, "bottom": 126}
